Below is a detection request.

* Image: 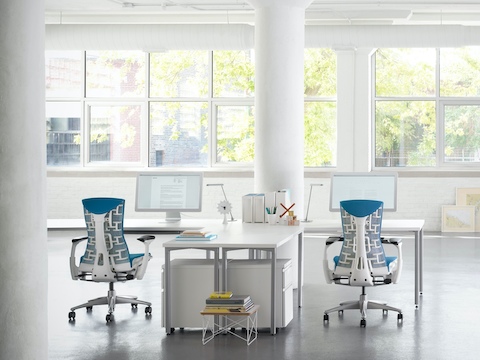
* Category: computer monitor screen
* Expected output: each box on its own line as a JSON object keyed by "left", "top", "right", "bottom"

{"left": 135, "top": 172, "right": 203, "bottom": 221}
{"left": 329, "top": 172, "right": 398, "bottom": 212}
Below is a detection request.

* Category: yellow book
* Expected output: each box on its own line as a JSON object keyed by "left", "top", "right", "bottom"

{"left": 209, "top": 291, "right": 233, "bottom": 299}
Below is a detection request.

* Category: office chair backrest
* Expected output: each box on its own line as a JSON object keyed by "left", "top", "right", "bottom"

{"left": 335, "top": 199, "right": 387, "bottom": 286}
{"left": 79, "top": 198, "right": 132, "bottom": 281}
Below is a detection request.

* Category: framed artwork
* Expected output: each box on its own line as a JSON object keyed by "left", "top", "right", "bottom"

{"left": 441, "top": 205, "right": 476, "bottom": 233}
{"left": 456, "top": 188, "right": 480, "bottom": 231}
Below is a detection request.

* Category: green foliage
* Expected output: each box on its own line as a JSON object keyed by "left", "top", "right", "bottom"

{"left": 150, "top": 51, "right": 208, "bottom": 97}
{"left": 440, "top": 47, "right": 480, "bottom": 96}
{"left": 213, "top": 50, "right": 255, "bottom": 97}
{"left": 304, "top": 49, "right": 336, "bottom": 97}
{"left": 376, "top": 47, "right": 480, "bottom": 166}
{"left": 216, "top": 106, "right": 255, "bottom": 163}
{"left": 375, "top": 101, "right": 436, "bottom": 166}
{"left": 376, "top": 48, "right": 436, "bottom": 97}
{"left": 303, "top": 49, "right": 337, "bottom": 166}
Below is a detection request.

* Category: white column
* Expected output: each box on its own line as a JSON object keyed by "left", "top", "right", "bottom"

{"left": 250, "top": 0, "right": 311, "bottom": 219}
{"left": 353, "top": 48, "right": 375, "bottom": 172}
{"left": 336, "top": 47, "right": 375, "bottom": 172}
{"left": 0, "top": 1, "right": 47, "bottom": 359}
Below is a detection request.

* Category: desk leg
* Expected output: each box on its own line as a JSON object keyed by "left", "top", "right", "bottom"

{"left": 214, "top": 248, "right": 220, "bottom": 292}
{"left": 419, "top": 228, "right": 423, "bottom": 296}
{"left": 165, "top": 248, "right": 172, "bottom": 334}
{"left": 222, "top": 248, "right": 227, "bottom": 292}
{"left": 298, "top": 232, "right": 304, "bottom": 308}
{"left": 414, "top": 230, "right": 420, "bottom": 309}
{"left": 270, "top": 248, "right": 277, "bottom": 335}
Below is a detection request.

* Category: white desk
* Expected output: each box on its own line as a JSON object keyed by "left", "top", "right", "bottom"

{"left": 48, "top": 217, "right": 424, "bottom": 310}
{"left": 162, "top": 222, "right": 304, "bottom": 335}
{"left": 304, "top": 219, "right": 425, "bottom": 308}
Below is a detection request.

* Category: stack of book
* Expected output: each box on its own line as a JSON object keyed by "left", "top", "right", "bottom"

{"left": 175, "top": 230, "right": 217, "bottom": 241}
{"left": 204, "top": 292, "right": 255, "bottom": 313}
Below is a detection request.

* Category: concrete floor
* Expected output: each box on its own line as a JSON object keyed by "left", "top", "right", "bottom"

{"left": 48, "top": 230, "right": 480, "bottom": 360}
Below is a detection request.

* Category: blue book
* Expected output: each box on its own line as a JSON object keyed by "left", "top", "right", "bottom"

{"left": 175, "top": 233, "right": 217, "bottom": 241}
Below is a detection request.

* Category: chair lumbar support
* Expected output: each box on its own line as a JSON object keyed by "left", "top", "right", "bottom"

{"left": 322, "top": 199, "right": 403, "bottom": 327}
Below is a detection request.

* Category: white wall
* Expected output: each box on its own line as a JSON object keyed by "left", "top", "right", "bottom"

{"left": 47, "top": 173, "right": 480, "bottom": 231}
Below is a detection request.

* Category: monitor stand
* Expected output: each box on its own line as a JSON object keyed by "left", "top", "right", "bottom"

{"left": 163, "top": 211, "right": 181, "bottom": 223}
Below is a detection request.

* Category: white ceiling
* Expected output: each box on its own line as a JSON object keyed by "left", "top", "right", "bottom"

{"left": 45, "top": 0, "right": 480, "bottom": 25}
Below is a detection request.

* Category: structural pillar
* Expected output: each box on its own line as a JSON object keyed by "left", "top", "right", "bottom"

{"left": 0, "top": 1, "right": 48, "bottom": 359}
{"left": 250, "top": 0, "right": 312, "bottom": 219}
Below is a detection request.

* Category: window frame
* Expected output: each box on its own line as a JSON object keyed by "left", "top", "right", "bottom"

{"left": 372, "top": 47, "right": 480, "bottom": 170}
{"left": 46, "top": 49, "right": 337, "bottom": 171}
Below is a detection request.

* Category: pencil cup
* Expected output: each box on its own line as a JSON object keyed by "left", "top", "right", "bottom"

{"left": 267, "top": 214, "right": 277, "bottom": 225}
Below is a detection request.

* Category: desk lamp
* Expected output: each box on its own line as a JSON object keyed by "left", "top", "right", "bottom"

{"left": 206, "top": 183, "right": 236, "bottom": 223}
{"left": 302, "top": 183, "right": 323, "bottom": 222}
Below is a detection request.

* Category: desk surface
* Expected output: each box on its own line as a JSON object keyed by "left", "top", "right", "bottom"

{"left": 163, "top": 221, "right": 304, "bottom": 249}
{"left": 305, "top": 219, "right": 425, "bottom": 233}
{"left": 48, "top": 218, "right": 425, "bottom": 234}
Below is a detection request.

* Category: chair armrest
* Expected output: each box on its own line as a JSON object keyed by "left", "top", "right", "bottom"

{"left": 137, "top": 234, "right": 155, "bottom": 242}
{"left": 381, "top": 237, "right": 403, "bottom": 283}
{"left": 324, "top": 237, "right": 342, "bottom": 284}
{"left": 72, "top": 236, "right": 88, "bottom": 244}
{"left": 326, "top": 236, "right": 343, "bottom": 246}
{"left": 381, "top": 237, "right": 402, "bottom": 245}
{"left": 70, "top": 236, "right": 88, "bottom": 280}
{"left": 135, "top": 234, "right": 156, "bottom": 280}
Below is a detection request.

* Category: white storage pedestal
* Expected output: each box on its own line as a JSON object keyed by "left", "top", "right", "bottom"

{"left": 162, "top": 258, "right": 293, "bottom": 330}
{"left": 227, "top": 259, "right": 293, "bottom": 329}
{"left": 162, "top": 259, "right": 218, "bottom": 329}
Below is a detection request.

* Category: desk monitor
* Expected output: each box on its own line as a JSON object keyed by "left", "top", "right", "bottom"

{"left": 135, "top": 172, "right": 203, "bottom": 222}
{"left": 329, "top": 172, "right": 398, "bottom": 212}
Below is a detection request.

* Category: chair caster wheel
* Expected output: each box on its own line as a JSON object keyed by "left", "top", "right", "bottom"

{"left": 360, "top": 319, "right": 366, "bottom": 327}
{"left": 323, "top": 314, "right": 329, "bottom": 322}
{"left": 68, "top": 311, "right": 76, "bottom": 320}
{"left": 86, "top": 306, "right": 93, "bottom": 312}
{"left": 145, "top": 306, "right": 152, "bottom": 314}
{"left": 106, "top": 314, "right": 114, "bottom": 322}
{"left": 131, "top": 304, "right": 138, "bottom": 309}
{"left": 398, "top": 313, "right": 403, "bottom": 320}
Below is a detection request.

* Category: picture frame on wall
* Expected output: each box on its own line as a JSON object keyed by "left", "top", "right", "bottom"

{"left": 441, "top": 205, "right": 476, "bottom": 233}
{"left": 456, "top": 188, "right": 480, "bottom": 231}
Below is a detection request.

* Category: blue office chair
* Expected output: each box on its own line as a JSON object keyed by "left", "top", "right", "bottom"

{"left": 68, "top": 198, "right": 155, "bottom": 322}
{"left": 323, "top": 199, "right": 403, "bottom": 327}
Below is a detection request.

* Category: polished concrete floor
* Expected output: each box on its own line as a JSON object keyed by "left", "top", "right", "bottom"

{"left": 48, "top": 230, "right": 480, "bottom": 360}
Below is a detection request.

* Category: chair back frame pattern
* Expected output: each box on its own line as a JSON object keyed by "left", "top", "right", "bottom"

{"left": 335, "top": 200, "right": 389, "bottom": 285}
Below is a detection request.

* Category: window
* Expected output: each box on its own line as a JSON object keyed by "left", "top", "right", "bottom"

{"left": 45, "top": 51, "right": 83, "bottom": 98}
{"left": 46, "top": 102, "right": 82, "bottom": 166}
{"left": 46, "top": 49, "right": 337, "bottom": 169}
{"left": 304, "top": 49, "right": 337, "bottom": 167}
{"left": 375, "top": 47, "right": 480, "bottom": 168}
{"left": 86, "top": 51, "right": 145, "bottom": 97}
{"left": 150, "top": 51, "right": 208, "bottom": 98}
{"left": 87, "top": 104, "right": 142, "bottom": 164}
{"left": 149, "top": 102, "right": 208, "bottom": 167}
{"left": 214, "top": 104, "right": 255, "bottom": 164}
{"left": 213, "top": 50, "right": 255, "bottom": 97}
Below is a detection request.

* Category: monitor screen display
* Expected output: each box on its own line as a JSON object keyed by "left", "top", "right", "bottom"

{"left": 135, "top": 172, "right": 203, "bottom": 221}
{"left": 329, "top": 172, "right": 398, "bottom": 212}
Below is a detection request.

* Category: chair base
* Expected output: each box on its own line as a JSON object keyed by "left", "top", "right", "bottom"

{"left": 68, "top": 282, "right": 152, "bottom": 322}
{"left": 324, "top": 291, "right": 402, "bottom": 327}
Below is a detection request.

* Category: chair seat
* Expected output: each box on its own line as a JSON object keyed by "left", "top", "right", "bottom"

{"left": 80, "top": 252, "right": 150, "bottom": 270}
{"left": 333, "top": 255, "right": 397, "bottom": 271}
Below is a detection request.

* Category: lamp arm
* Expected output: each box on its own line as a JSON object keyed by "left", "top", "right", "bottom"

{"left": 302, "top": 184, "right": 323, "bottom": 223}
{"left": 304, "top": 186, "right": 314, "bottom": 222}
